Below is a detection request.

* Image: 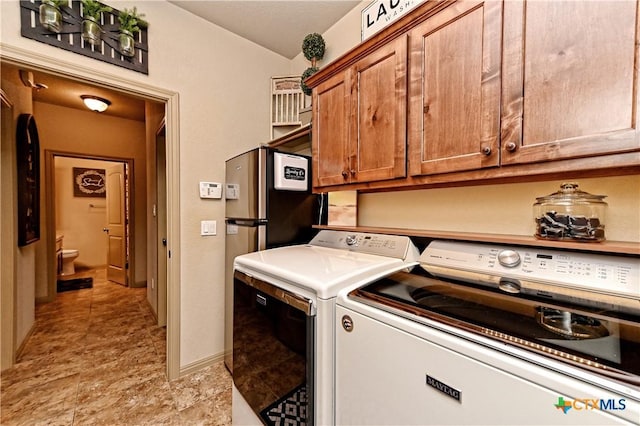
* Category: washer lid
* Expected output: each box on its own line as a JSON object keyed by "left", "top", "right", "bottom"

{"left": 234, "top": 244, "right": 417, "bottom": 299}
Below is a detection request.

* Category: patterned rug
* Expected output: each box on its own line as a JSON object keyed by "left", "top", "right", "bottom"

{"left": 260, "top": 384, "right": 307, "bottom": 426}
{"left": 57, "top": 277, "right": 93, "bottom": 292}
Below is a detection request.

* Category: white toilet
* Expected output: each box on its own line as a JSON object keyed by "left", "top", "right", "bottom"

{"left": 61, "top": 249, "right": 80, "bottom": 276}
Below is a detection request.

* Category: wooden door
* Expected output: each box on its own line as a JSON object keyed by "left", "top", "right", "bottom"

{"left": 408, "top": 0, "right": 502, "bottom": 176}
{"left": 501, "top": 0, "right": 640, "bottom": 165}
{"left": 156, "top": 126, "right": 167, "bottom": 326}
{"left": 350, "top": 35, "right": 408, "bottom": 183}
{"left": 312, "top": 70, "right": 352, "bottom": 187}
{"left": 105, "top": 163, "right": 127, "bottom": 285}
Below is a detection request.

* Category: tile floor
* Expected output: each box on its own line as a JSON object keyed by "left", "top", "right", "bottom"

{"left": 0, "top": 268, "right": 232, "bottom": 425}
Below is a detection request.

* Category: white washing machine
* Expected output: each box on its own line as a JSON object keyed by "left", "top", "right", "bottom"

{"left": 335, "top": 240, "right": 640, "bottom": 425}
{"left": 231, "top": 230, "right": 419, "bottom": 426}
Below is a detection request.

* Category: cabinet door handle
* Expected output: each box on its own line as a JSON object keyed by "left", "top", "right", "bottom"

{"left": 350, "top": 169, "right": 356, "bottom": 176}
{"left": 341, "top": 170, "right": 348, "bottom": 179}
{"left": 481, "top": 146, "right": 492, "bottom": 156}
{"left": 505, "top": 142, "right": 517, "bottom": 152}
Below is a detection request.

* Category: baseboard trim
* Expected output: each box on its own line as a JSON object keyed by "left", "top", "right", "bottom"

{"left": 178, "top": 352, "right": 225, "bottom": 378}
{"left": 131, "top": 280, "right": 146, "bottom": 288}
{"left": 146, "top": 298, "right": 158, "bottom": 322}
{"left": 15, "top": 323, "right": 36, "bottom": 362}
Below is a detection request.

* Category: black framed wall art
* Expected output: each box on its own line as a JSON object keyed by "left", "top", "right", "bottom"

{"left": 16, "top": 114, "right": 40, "bottom": 247}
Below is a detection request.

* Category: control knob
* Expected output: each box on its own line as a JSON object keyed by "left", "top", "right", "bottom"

{"left": 497, "top": 249, "right": 521, "bottom": 268}
{"left": 345, "top": 235, "right": 358, "bottom": 246}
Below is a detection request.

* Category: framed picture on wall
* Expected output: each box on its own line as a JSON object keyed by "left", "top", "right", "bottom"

{"left": 73, "top": 168, "right": 106, "bottom": 197}
{"left": 16, "top": 114, "right": 40, "bottom": 247}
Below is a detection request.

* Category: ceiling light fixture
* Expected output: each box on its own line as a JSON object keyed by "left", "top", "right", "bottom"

{"left": 81, "top": 95, "right": 111, "bottom": 113}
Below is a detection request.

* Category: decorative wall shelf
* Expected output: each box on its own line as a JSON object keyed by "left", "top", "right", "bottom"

{"left": 20, "top": 0, "right": 149, "bottom": 74}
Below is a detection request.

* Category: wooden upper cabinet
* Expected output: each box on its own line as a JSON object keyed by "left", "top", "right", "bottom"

{"left": 309, "top": 0, "right": 640, "bottom": 192}
{"left": 408, "top": 0, "right": 502, "bottom": 176}
{"left": 312, "top": 36, "right": 407, "bottom": 188}
{"left": 350, "top": 36, "right": 407, "bottom": 183}
{"left": 501, "top": 0, "right": 640, "bottom": 165}
{"left": 312, "top": 71, "right": 351, "bottom": 187}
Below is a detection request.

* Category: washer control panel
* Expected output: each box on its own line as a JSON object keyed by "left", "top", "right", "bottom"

{"left": 309, "top": 230, "right": 419, "bottom": 261}
{"left": 420, "top": 240, "right": 639, "bottom": 298}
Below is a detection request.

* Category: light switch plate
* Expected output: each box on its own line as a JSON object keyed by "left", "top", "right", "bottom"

{"left": 201, "top": 220, "right": 217, "bottom": 236}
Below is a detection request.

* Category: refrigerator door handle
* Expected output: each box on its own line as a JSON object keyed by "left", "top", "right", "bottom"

{"left": 226, "top": 218, "right": 267, "bottom": 227}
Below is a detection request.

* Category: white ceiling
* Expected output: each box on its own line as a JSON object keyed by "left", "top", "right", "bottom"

{"left": 169, "top": 1, "right": 362, "bottom": 59}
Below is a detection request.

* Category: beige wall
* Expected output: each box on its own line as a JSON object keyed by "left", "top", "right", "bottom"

{"left": 2, "top": 0, "right": 292, "bottom": 368}
{"left": 54, "top": 157, "right": 116, "bottom": 269}
{"left": 290, "top": 2, "right": 366, "bottom": 75}
{"left": 0, "top": 67, "right": 37, "bottom": 370}
{"left": 359, "top": 176, "right": 640, "bottom": 242}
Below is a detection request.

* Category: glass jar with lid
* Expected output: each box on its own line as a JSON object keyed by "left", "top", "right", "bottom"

{"left": 533, "top": 183, "right": 607, "bottom": 241}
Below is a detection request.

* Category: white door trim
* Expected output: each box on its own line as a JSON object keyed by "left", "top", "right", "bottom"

{"left": 0, "top": 43, "right": 182, "bottom": 381}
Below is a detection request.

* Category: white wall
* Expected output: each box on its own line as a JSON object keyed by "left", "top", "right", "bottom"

{"left": 2, "top": 0, "right": 291, "bottom": 368}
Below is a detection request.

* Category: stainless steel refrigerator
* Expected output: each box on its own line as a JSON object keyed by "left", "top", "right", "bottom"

{"left": 224, "top": 146, "right": 323, "bottom": 373}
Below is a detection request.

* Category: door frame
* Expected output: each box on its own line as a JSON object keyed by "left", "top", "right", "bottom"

{"left": 1, "top": 90, "right": 16, "bottom": 370}
{"left": 1, "top": 44, "right": 182, "bottom": 380}
{"left": 46, "top": 153, "right": 134, "bottom": 290}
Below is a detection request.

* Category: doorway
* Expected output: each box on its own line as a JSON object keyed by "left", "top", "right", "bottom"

{"left": 50, "top": 155, "right": 133, "bottom": 288}
{"left": 0, "top": 49, "right": 181, "bottom": 380}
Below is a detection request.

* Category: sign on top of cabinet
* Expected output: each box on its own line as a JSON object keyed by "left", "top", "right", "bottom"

{"left": 361, "top": 0, "right": 425, "bottom": 40}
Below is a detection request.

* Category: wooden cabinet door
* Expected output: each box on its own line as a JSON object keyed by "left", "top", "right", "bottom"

{"left": 350, "top": 35, "right": 408, "bottom": 183}
{"left": 312, "top": 70, "right": 351, "bottom": 187}
{"left": 408, "top": 0, "right": 502, "bottom": 176}
{"left": 501, "top": 0, "right": 640, "bottom": 165}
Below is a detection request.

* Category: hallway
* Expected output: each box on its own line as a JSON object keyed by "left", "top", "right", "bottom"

{"left": 0, "top": 269, "right": 231, "bottom": 425}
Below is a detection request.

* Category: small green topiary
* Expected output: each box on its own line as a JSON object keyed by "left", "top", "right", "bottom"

{"left": 301, "top": 66, "right": 319, "bottom": 96}
{"left": 302, "top": 33, "right": 326, "bottom": 62}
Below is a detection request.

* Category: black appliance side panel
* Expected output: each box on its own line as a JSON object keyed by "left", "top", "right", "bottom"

{"left": 265, "top": 149, "right": 323, "bottom": 248}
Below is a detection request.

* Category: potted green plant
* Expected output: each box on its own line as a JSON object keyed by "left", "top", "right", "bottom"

{"left": 117, "top": 7, "right": 147, "bottom": 57}
{"left": 81, "top": 0, "right": 112, "bottom": 47}
{"left": 302, "top": 33, "right": 326, "bottom": 67}
{"left": 38, "top": 0, "right": 66, "bottom": 33}
{"left": 300, "top": 33, "right": 325, "bottom": 96}
{"left": 300, "top": 66, "right": 319, "bottom": 96}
